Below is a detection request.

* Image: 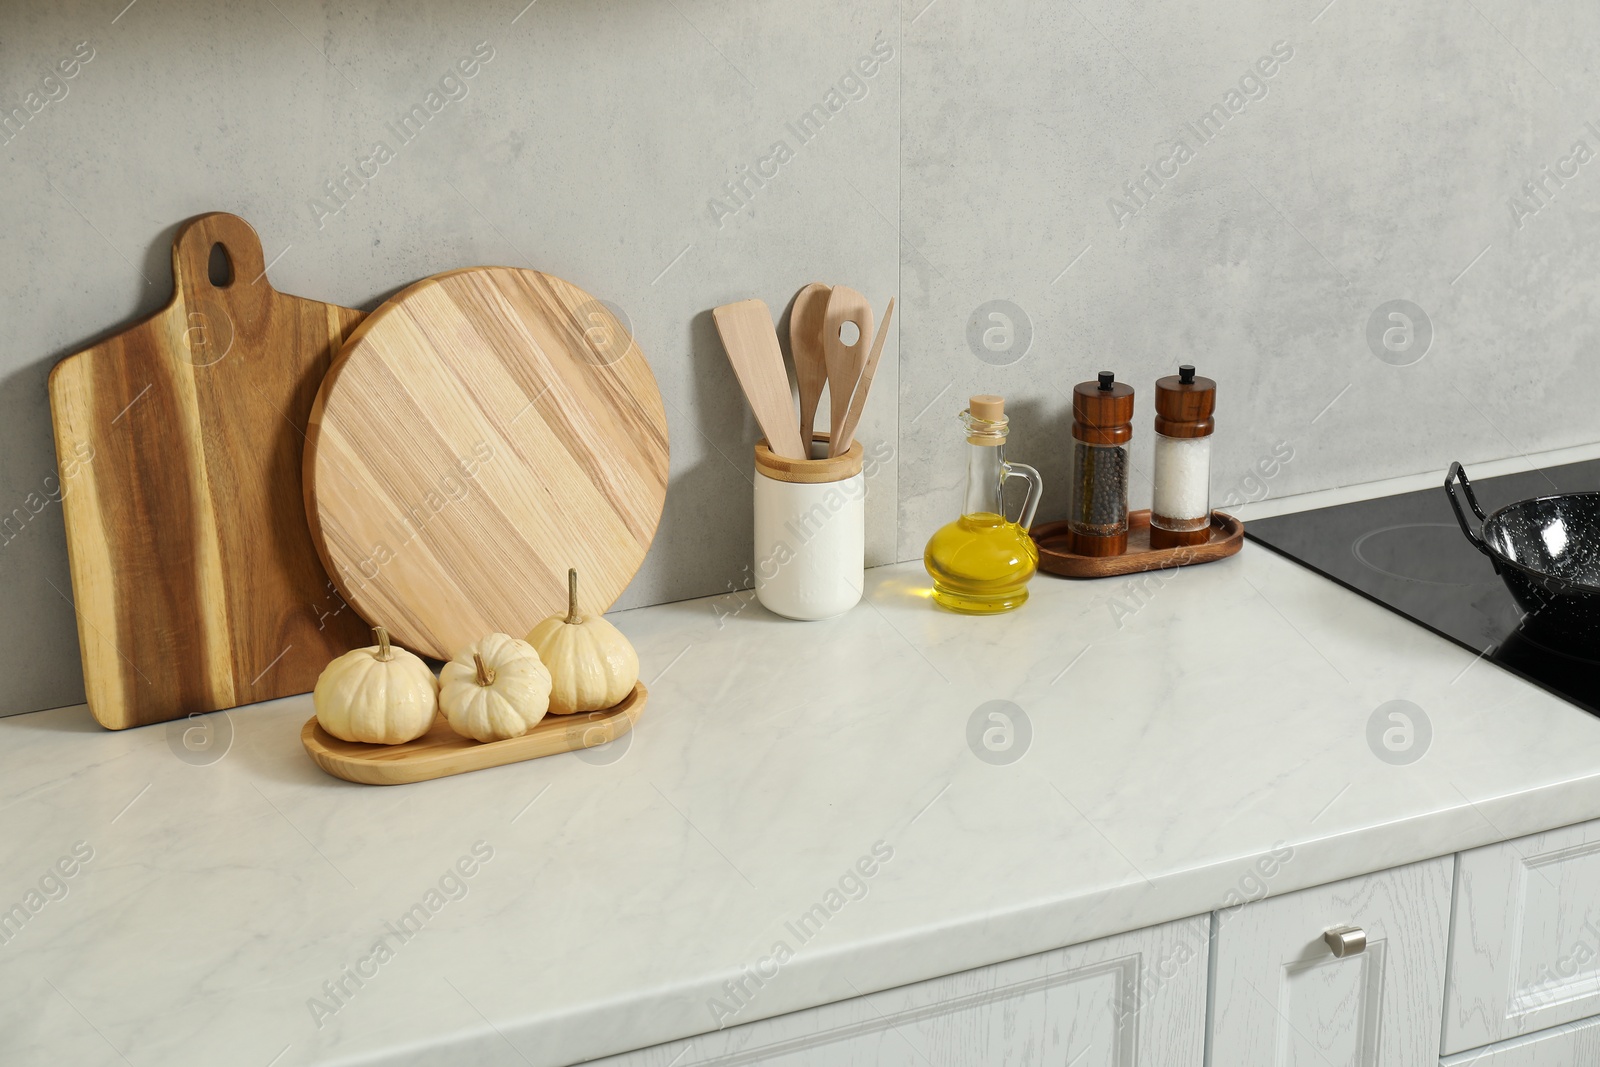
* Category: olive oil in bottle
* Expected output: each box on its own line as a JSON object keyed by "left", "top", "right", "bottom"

{"left": 923, "top": 395, "right": 1044, "bottom": 614}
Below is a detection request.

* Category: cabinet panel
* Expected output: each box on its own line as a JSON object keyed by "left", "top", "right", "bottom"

{"left": 592, "top": 915, "right": 1208, "bottom": 1066}
{"left": 1209, "top": 856, "right": 1453, "bottom": 1066}
{"left": 1440, "top": 1014, "right": 1600, "bottom": 1066}
{"left": 1444, "top": 816, "right": 1600, "bottom": 1053}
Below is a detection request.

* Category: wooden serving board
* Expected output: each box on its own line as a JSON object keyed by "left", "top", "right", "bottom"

{"left": 1032, "top": 510, "right": 1243, "bottom": 578}
{"left": 301, "top": 682, "right": 647, "bottom": 785}
{"left": 304, "top": 267, "right": 669, "bottom": 661}
{"left": 48, "top": 213, "right": 372, "bottom": 729}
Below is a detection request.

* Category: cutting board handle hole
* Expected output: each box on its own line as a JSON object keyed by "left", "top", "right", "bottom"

{"left": 207, "top": 243, "right": 234, "bottom": 288}
{"left": 837, "top": 321, "right": 860, "bottom": 346}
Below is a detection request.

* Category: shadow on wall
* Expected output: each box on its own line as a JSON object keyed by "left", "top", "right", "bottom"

{"left": 997, "top": 396, "right": 1062, "bottom": 525}
{"left": 0, "top": 359, "right": 85, "bottom": 716}
{"left": 637, "top": 307, "right": 759, "bottom": 609}
{"left": 0, "top": 219, "right": 193, "bottom": 716}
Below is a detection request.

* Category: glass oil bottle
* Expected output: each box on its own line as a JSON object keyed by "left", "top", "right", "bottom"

{"left": 923, "top": 395, "right": 1044, "bottom": 614}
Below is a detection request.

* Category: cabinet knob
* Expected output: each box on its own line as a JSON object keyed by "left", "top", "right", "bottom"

{"left": 1323, "top": 926, "right": 1366, "bottom": 957}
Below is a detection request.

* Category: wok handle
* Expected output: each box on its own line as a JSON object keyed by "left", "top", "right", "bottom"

{"left": 1445, "top": 462, "right": 1496, "bottom": 567}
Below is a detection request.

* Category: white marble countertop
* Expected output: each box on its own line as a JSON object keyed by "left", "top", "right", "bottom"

{"left": 5, "top": 542, "right": 1600, "bottom": 1067}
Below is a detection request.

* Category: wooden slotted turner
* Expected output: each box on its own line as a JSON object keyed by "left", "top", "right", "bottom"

{"left": 831, "top": 297, "right": 894, "bottom": 456}
{"left": 822, "top": 286, "right": 873, "bottom": 455}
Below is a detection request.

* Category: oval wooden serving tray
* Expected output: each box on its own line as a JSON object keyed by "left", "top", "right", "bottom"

{"left": 302, "top": 682, "right": 647, "bottom": 786}
{"left": 1032, "top": 510, "right": 1243, "bottom": 578}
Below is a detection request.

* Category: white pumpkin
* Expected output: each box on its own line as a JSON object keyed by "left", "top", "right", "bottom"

{"left": 440, "top": 633, "right": 552, "bottom": 742}
{"left": 314, "top": 628, "right": 438, "bottom": 744}
{"left": 526, "top": 569, "right": 639, "bottom": 714}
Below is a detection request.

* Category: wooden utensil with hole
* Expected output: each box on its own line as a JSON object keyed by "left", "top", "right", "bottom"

{"left": 831, "top": 297, "right": 894, "bottom": 457}
{"left": 789, "top": 283, "right": 831, "bottom": 452}
{"left": 822, "top": 286, "right": 872, "bottom": 455}
{"left": 712, "top": 298, "right": 806, "bottom": 459}
{"left": 304, "top": 267, "right": 669, "bottom": 662}
{"left": 48, "top": 212, "right": 372, "bottom": 729}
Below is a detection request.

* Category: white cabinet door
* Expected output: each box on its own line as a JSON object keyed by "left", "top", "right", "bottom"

{"left": 1440, "top": 1015, "right": 1600, "bottom": 1066}
{"left": 1443, "top": 816, "right": 1600, "bottom": 1053}
{"left": 593, "top": 915, "right": 1208, "bottom": 1066}
{"left": 1209, "top": 856, "right": 1453, "bottom": 1066}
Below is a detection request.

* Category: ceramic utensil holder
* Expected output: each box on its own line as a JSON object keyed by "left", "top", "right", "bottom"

{"left": 753, "top": 433, "right": 865, "bottom": 620}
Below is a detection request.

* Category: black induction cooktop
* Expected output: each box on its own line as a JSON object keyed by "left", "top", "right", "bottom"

{"left": 1246, "top": 459, "right": 1600, "bottom": 716}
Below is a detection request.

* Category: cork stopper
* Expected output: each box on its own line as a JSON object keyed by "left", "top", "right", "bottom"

{"left": 964, "top": 394, "right": 1008, "bottom": 446}
{"left": 969, "top": 394, "right": 1004, "bottom": 421}
{"left": 1154, "top": 364, "right": 1216, "bottom": 439}
{"left": 1072, "top": 371, "right": 1135, "bottom": 445}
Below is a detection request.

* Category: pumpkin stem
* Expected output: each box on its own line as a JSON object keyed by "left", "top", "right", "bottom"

{"left": 566, "top": 567, "right": 581, "bottom": 625}
{"left": 374, "top": 627, "right": 392, "bottom": 662}
{"left": 473, "top": 653, "right": 496, "bottom": 687}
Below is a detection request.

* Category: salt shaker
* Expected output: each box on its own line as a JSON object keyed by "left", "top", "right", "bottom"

{"left": 1150, "top": 364, "right": 1216, "bottom": 549}
{"left": 1069, "top": 371, "right": 1134, "bottom": 556}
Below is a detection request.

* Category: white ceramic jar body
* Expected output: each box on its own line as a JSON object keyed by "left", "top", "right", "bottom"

{"left": 752, "top": 438, "right": 865, "bottom": 621}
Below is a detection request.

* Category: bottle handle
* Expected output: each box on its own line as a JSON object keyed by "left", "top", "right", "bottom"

{"left": 1002, "top": 462, "right": 1043, "bottom": 530}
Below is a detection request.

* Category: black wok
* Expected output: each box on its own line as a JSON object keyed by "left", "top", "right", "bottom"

{"left": 1446, "top": 461, "right": 1600, "bottom": 656}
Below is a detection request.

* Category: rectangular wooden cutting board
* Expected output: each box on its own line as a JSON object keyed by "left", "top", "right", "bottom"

{"left": 48, "top": 212, "right": 373, "bottom": 729}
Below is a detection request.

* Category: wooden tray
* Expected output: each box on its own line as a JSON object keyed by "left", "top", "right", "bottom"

{"left": 301, "top": 682, "right": 647, "bottom": 785}
{"left": 1032, "top": 510, "right": 1243, "bottom": 578}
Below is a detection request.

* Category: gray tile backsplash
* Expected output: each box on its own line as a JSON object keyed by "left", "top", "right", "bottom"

{"left": 898, "top": 0, "right": 1600, "bottom": 559}
{"left": 2, "top": 0, "right": 1595, "bottom": 714}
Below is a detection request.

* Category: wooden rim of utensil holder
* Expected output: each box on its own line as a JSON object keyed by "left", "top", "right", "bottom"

{"left": 755, "top": 433, "right": 863, "bottom": 484}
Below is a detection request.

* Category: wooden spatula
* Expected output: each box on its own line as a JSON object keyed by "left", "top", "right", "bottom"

{"left": 713, "top": 298, "right": 807, "bottom": 459}
{"left": 789, "top": 283, "right": 831, "bottom": 453}
{"left": 822, "top": 286, "right": 873, "bottom": 453}
{"left": 831, "top": 297, "right": 894, "bottom": 457}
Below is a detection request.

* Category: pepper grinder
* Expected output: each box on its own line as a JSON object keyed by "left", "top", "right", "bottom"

{"left": 1150, "top": 365, "right": 1216, "bottom": 549}
{"left": 1069, "top": 371, "right": 1134, "bottom": 557}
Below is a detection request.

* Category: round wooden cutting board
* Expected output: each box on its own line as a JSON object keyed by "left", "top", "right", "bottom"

{"left": 304, "top": 267, "right": 668, "bottom": 660}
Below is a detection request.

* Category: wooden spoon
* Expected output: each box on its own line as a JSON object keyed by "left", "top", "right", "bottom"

{"left": 789, "top": 282, "right": 831, "bottom": 456}
{"left": 831, "top": 297, "right": 894, "bottom": 457}
{"left": 822, "top": 286, "right": 872, "bottom": 455}
{"left": 712, "top": 298, "right": 807, "bottom": 459}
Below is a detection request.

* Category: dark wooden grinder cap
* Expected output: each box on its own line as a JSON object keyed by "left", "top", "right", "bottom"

{"left": 1154, "top": 365, "right": 1216, "bottom": 438}
{"left": 1071, "top": 371, "right": 1135, "bottom": 445}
